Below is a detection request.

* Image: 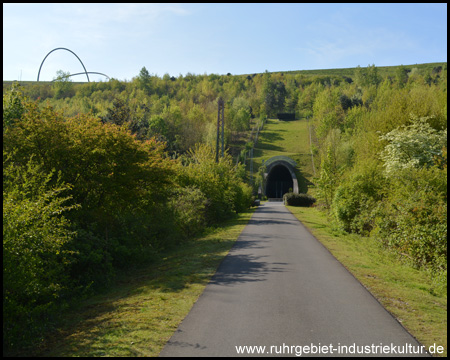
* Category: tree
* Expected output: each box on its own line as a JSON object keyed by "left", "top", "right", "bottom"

{"left": 355, "top": 64, "right": 380, "bottom": 87}
{"left": 262, "top": 73, "right": 287, "bottom": 117}
{"left": 138, "top": 66, "right": 152, "bottom": 93}
{"left": 366, "top": 64, "right": 381, "bottom": 87}
{"left": 53, "top": 70, "right": 74, "bottom": 99}
{"left": 284, "top": 91, "right": 298, "bottom": 113}
{"left": 235, "top": 107, "right": 251, "bottom": 131}
{"left": 395, "top": 65, "right": 409, "bottom": 88}
{"left": 339, "top": 94, "right": 352, "bottom": 111}
{"left": 354, "top": 65, "right": 366, "bottom": 87}
{"left": 148, "top": 114, "right": 168, "bottom": 142}
{"left": 3, "top": 82, "right": 27, "bottom": 129}
{"left": 312, "top": 87, "right": 344, "bottom": 141}
{"left": 101, "top": 97, "right": 131, "bottom": 126}
{"left": 230, "top": 97, "right": 251, "bottom": 133}
{"left": 316, "top": 143, "right": 339, "bottom": 208}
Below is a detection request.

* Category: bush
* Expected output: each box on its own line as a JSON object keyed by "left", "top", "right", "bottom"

{"left": 3, "top": 82, "right": 27, "bottom": 129}
{"left": 3, "top": 157, "right": 79, "bottom": 350}
{"left": 373, "top": 166, "right": 447, "bottom": 274}
{"left": 232, "top": 180, "right": 253, "bottom": 213}
{"left": 170, "top": 186, "right": 208, "bottom": 238}
{"left": 180, "top": 144, "right": 252, "bottom": 224}
{"left": 283, "top": 192, "right": 316, "bottom": 207}
{"left": 332, "top": 161, "right": 386, "bottom": 234}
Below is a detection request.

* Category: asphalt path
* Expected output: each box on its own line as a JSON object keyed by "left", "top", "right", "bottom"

{"left": 160, "top": 202, "right": 429, "bottom": 357}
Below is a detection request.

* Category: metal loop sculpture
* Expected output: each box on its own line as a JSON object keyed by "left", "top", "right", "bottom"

{"left": 37, "top": 47, "right": 110, "bottom": 82}
{"left": 51, "top": 72, "right": 110, "bottom": 82}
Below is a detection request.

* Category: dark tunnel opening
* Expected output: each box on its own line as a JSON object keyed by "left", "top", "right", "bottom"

{"left": 266, "top": 164, "right": 293, "bottom": 198}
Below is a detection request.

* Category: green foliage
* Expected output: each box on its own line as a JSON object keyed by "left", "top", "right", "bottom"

{"left": 230, "top": 97, "right": 251, "bottom": 132}
{"left": 379, "top": 115, "right": 447, "bottom": 175}
{"left": 262, "top": 74, "right": 287, "bottom": 117}
{"left": 179, "top": 143, "right": 252, "bottom": 224}
{"left": 101, "top": 96, "right": 131, "bottom": 126}
{"left": 315, "top": 143, "right": 340, "bottom": 208}
{"left": 3, "top": 82, "right": 27, "bottom": 129}
{"left": 283, "top": 192, "right": 316, "bottom": 207}
{"left": 148, "top": 114, "right": 168, "bottom": 140}
{"left": 52, "top": 70, "right": 74, "bottom": 99}
{"left": 3, "top": 156, "right": 79, "bottom": 349}
{"left": 332, "top": 161, "right": 387, "bottom": 234}
{"left": 170, "top": 185, "right": 208, "bottom": 238}
{"left": 138, "top": 66, "right": 152, "bottom": 93}
{"left": 355, "top": 64, "right": 381, "bottom": 87}
{"left": 395, "top": 65, "right": 410, "bottom": 88}
{"left": 233, "top": 176, "right": 254, "bottom": 214}
{"left": 3, "top": 92, "right": 179, "bottom": 288}
{"left": 343, "top": 104, "right": 366, "bottom": 136}
{"left": 311, "top": 67, "right": 447, "bottom": 276}
{"left": 373, "top": 166, "right": 447, "bottom": 275}
{"left": 297, "top": 81, "right": 322, "bottom": 118}
{"left": 312, "top": 87, "right": 345, "bottom": 140}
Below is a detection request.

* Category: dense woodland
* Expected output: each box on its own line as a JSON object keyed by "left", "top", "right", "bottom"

{"left": 3, "top": 63, "right": 447, "bottom": 351}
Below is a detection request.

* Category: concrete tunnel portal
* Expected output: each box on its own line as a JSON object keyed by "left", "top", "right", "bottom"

{"left": 263, "top": 157, "right": 299, "bottom": 199}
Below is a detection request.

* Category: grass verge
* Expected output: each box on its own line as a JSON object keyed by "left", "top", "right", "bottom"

{"left": 29, "top": 208, "right": 256, "bottom": 357}
{"left": 286, "top": 205, "right": 447, "bottom": 357}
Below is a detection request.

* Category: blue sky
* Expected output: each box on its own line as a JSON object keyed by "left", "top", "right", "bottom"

{"left": 3, "top": 3, "right": 447, "bottom": 82}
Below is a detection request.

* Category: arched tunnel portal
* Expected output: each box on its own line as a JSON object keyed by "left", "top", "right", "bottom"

{"left": 263, "top": 158, "right": 299, "bottom": 198}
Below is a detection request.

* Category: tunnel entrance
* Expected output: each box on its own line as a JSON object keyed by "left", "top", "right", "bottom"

{"left": 266, "top": 164, "right": 294, "bottom": 198}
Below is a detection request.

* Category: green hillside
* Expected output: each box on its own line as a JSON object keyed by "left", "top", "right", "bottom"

{"left": 274, "top": 61, "right": 447, "bottom": 78}
{"left": 249, "top": 118, "right": 315, "bottom": 193}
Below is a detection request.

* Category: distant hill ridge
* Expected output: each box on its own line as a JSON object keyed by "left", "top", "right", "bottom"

{"left": 3, "top": 62, "right": 446, "bottom": 84}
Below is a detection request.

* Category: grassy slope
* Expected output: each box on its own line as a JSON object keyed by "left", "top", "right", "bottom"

{"left": 281, "top": 61, "right": 447, "bottom": 78}
{"left": 251, "top": 118, "right": 316, "bottom": 193}
{"left": 255, "top": 118, "right": 447, "bottom": 357}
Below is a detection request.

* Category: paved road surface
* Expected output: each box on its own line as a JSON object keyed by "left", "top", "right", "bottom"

{"left": 160, "top": 202, "right": 428, "bottom": 357}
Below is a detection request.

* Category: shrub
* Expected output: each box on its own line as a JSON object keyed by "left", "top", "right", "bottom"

{"left": 283, "top": 192, "right": 316, "bottom": 207}
{"left": 170, "top": 186, "right": 208, "bottom": 238}
{"left": 373, "top": 166, "right": 447, "bottom": 274}
{"left": 232, "top": 180, "right": 253, "bottom": 214}
{"left": 3, "top": 82, "right": 27, "bottom": 129}
{"left": 332, "top": 161, "right": 386, "bottom": 234}
{"left": 180, "top": 144, "right": 252, "bottom": 224}
{"left": 3, "top": 157, "right": 79, "bottom": 350}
